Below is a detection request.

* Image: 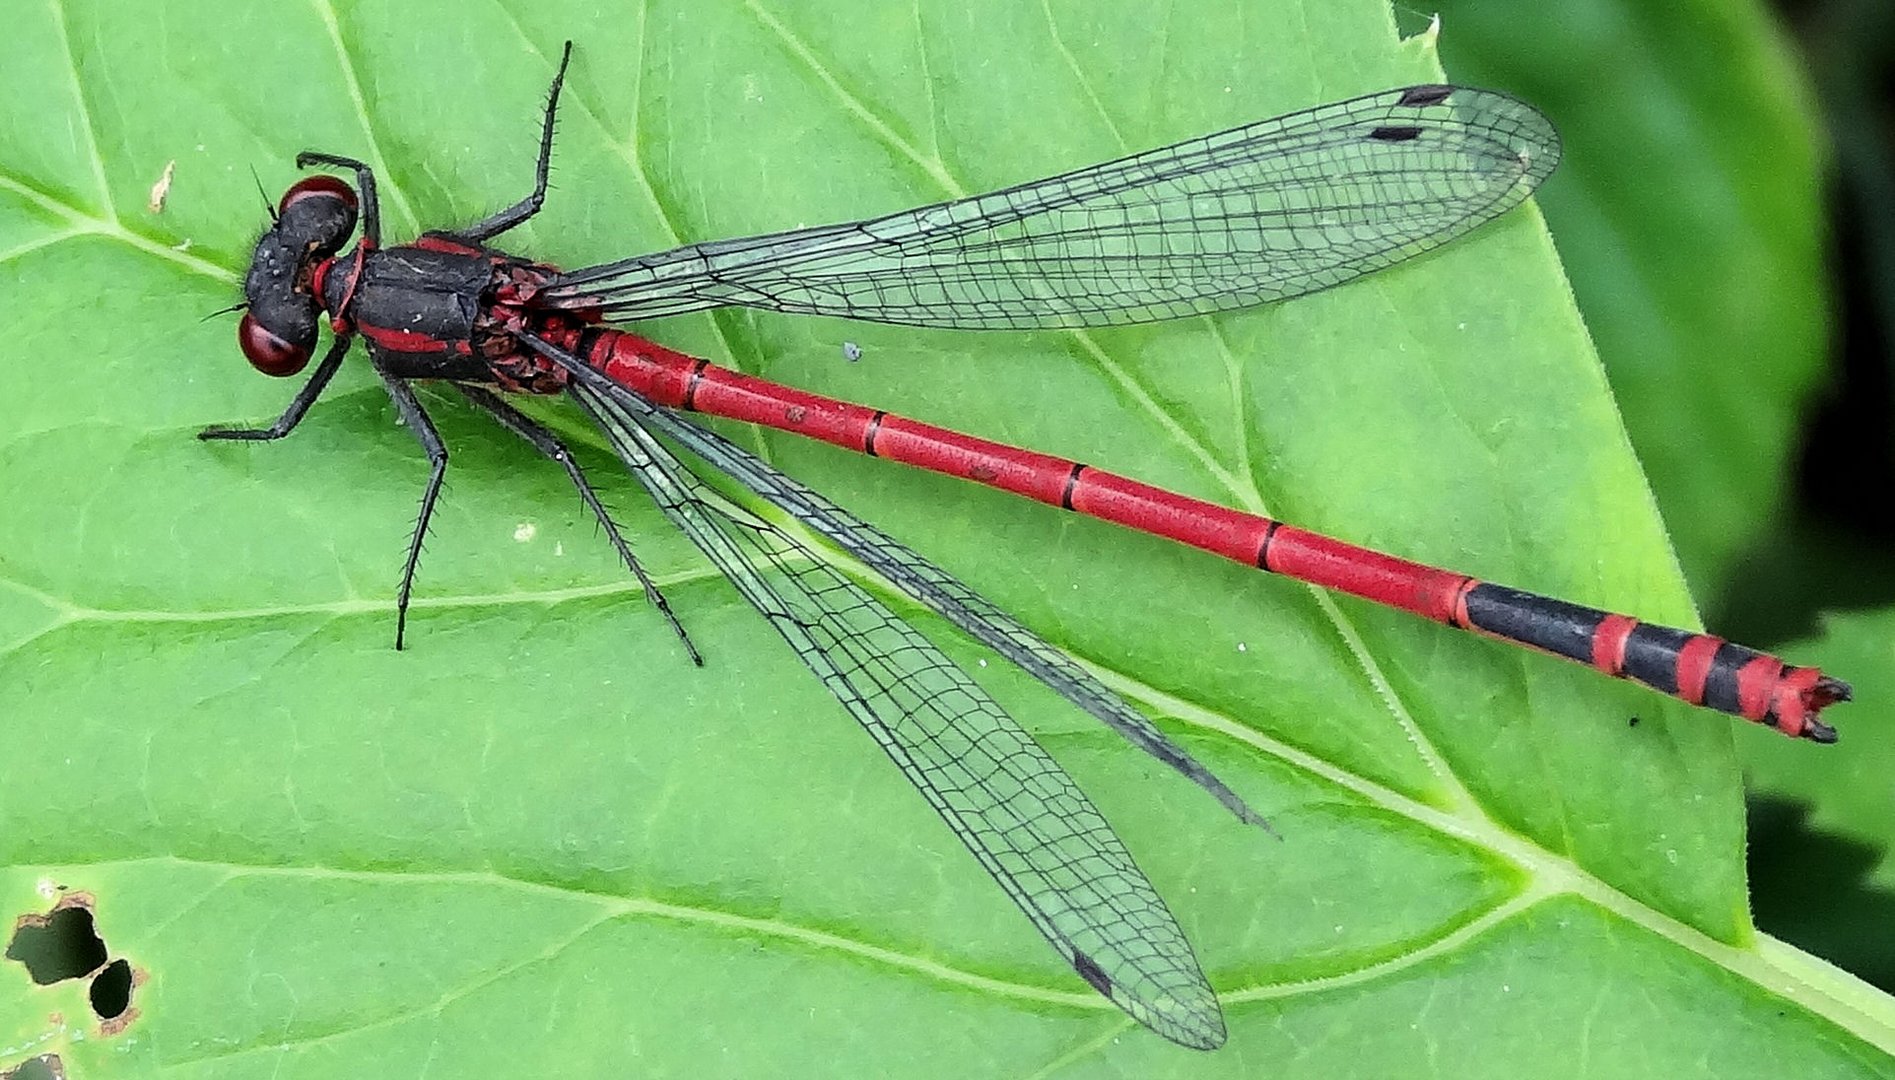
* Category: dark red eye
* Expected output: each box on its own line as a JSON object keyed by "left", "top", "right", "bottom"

{"left": 278, "top": 173, "right": 358, "bottom": 214}
{"left": 238, "top": 313, "right": 312, "bottom": 376}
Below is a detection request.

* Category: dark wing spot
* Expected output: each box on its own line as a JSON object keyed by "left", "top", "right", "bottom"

{"left": 1368, "top": 125, "right": 1424, "bottom": 143}
{"left": 1398, "top": 84, "right": 1454, "bottom": 107}
{"left": 1072, "top": 950, "right": 1113, "bottom": 996}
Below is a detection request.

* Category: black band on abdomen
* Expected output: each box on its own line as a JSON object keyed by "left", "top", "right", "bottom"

{"left": 1460, "top": 583, "right": 1606, "bottom": 665}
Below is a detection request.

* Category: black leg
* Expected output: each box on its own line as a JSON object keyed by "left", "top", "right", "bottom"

{"left": 296, "top": 151, "right": 382, "bottom": 246}
{"left": 457, "top": 41, "right": 574, "bottom": 242}
{"left": 199, "top": 333, "right": 353, "bottom": 441}
{"left": 372, "top": 362, "right": 449, "bottom": 650}
{"left": 454, "top": 382, "right": 703, "bottom": 666}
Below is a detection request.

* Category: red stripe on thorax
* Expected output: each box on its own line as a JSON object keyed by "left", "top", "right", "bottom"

{"left": 310, "top": 256, "right": 336, "bottom": 311}
{"left": 360, "top": 323, "right": 459, "bottom": 353}
{"left": 330, "top": 241, "right": 373, "bottom": 333}
{"left": 413, "top": 234, "right": 481, "bottom": 255}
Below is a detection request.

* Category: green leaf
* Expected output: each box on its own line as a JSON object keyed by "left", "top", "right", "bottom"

{"left": 0, "top": 0, "right": 1888, "bottom": 1075}
{"left": 1429, "top": 0, "right": 1832, "bottom": 596}
{"left": 1740, "top": 607, "right": 1895, "bottom": 989}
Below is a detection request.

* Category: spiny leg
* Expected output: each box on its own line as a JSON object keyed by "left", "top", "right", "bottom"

{"left": 198, "top": 333, "right": 354, "bottom": 441}
{"left": 295, "top": 151, "right": 382, "bottom": 245}
{"left": 454, "top": 382, "right": 703, "bottom": 666}
{"left": 457, "top": 41, "right": 574, "bottom": 243}
{"left": 371, "top": 362, "right": 448, "bottom": 650}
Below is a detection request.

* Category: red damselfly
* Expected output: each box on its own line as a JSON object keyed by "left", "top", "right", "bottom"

{"left": 204, "top": 44, "right": 1848, "bottom": 1049}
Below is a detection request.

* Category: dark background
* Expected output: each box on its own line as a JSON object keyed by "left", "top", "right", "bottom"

{"left": 1732, "top": 1, "right": 1895, "bottom": 644}
{"left": 1431, "top": 0, "right": 1895, "bottom": 991}
{"left": 1747, "top": 0, "right": 1894, "bottom": 993}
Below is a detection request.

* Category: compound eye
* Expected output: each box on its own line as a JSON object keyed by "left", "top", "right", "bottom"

{"left": 277, "top": 174, "right": 360, "bottom": 256}
{"left": 238, "top": 312, "right": 312, "bottom": 377}
{"left": 278, "top": 173, "right": 358, "bottom": 215}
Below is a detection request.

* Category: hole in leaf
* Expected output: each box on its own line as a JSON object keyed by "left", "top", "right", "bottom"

{"left": 0, "top": 1055, "right": 64, "bottom": 1080}
{"left": 90, "top": 958, "right": 133, "bottom": 1020}
{"left": 6, "top": 904, "right": 106, "bottom": 985}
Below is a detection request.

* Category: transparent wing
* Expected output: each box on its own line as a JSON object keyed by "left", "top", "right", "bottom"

{"left": 568, "top": 377, "right": 1226, "bottom": 1049}
{"left": 620, "top": 387, "right": 1270, "bottom": 832}
{"left": 546, "top": 85, "right": 1557, "bottom": 329}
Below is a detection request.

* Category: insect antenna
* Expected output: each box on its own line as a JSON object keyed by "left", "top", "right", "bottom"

{"left": 249, "top": 165, "right": 278, "bottom": 224}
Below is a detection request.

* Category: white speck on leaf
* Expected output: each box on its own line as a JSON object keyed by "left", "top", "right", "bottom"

{"left": 514, "top": 523, "right": 537, "bottom": 542}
